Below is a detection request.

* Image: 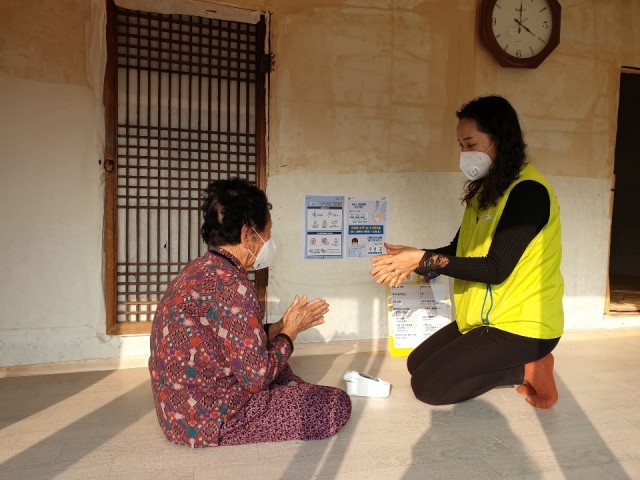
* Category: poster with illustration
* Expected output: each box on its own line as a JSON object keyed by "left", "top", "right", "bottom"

{"left": 304, "top": 195, "right": 344, "bottom": 259}
{"left": 345, "top": 196, "right": 387, "bottom": 258}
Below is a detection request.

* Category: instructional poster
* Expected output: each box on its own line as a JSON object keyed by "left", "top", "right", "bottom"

{"left": 305, "top": 195, "right": 345, "bottom": 259}
{"left": 388, "top": 274, "right": 452, "bottom": 356}
{"left": 345, "top": 196, "right": 387, "bottom": 258}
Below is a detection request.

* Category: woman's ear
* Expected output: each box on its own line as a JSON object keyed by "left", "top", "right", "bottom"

{"left": 240, "top": 224, "right": 254, "bottom": 246}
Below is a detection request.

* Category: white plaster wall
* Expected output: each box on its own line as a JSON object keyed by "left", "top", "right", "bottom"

{"left": 265, "top": 172, "right": 624, "bottom": 344}
{"left": 551, "top": 175, "right": 617, "bottom": 328}
{"left": 266, "top": 172, "right": 465, "bottom": 343}
{"left": 0, "top": 74, "right": 150, "bottom": 367}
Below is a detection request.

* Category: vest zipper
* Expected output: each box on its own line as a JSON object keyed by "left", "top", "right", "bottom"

{"left": 481, "top": 283, "right": 493, "bottom": 325}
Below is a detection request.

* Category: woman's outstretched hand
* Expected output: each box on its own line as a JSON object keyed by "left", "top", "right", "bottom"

{"left": 279, "top": 295, "right": 329, "bottom": 342}
{"left": 370, "top": 243, "right": 424, "bottom": 287}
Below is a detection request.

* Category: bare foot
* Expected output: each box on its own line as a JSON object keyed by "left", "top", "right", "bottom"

{"left": 521, "top": 353, "right": 558, "bottom": 409}
{"left": 516, "top": 383, "right": 536, "bottom": 396}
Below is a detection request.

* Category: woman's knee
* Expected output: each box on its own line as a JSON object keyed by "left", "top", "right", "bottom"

{"left": 406, "top": 352, "right": 420, "bottom": 375}
{"left": 312, "top": 386, "right": 351, "bottom": 437}
{"left": 333, "top": 388, "right": 352, "bottom": 423}
{"left": 312, "top": 385, "right": 351, "bottom": 419}
{"left": 410, "top": 375, "right": 449, "bottom": 406}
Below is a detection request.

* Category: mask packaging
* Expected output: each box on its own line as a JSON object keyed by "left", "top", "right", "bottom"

{"left": 343, "top": 370, "right": 391, "bottom": 397}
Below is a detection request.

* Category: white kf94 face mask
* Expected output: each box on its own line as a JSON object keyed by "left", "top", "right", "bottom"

{"left": 248, "top": 228, "right": 276, "bottom": 270}
{"left": 459, "top": 143, "right": 493, "bottom": 181}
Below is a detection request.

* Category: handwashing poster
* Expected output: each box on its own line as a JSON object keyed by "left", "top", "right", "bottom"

{"left": 345, "top": 196, "right": 387, "bottom": 258}
{"left": 304, "top": 195, "right": 345, "bottom": 259}
{"left": 304, "top": 194, "right": 387, "bottom": 260}
{"left": 304, "top": 194, "right": 451, "bottom": 357}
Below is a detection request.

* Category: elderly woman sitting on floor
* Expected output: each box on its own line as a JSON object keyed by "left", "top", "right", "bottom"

{"left": 148, "top": 178, "right": 351, "bottom": 447}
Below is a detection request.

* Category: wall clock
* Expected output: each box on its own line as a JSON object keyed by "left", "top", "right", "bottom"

{"left": 479, "top": 0, "right": 561, "bottom": 68}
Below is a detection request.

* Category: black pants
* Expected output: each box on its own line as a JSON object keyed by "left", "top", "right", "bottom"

{"left": 407, "top": 322, "right": 560, "bottom": 405}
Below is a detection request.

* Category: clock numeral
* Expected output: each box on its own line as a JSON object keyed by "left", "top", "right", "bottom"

{"left": 542, "top": 21, "right": 549, "bottom": 29}
{"left": 492, "top": 16, "right": 497, "bottom": 26}
{"left": 515, "top": 50, "right": 523, "bottom": 58}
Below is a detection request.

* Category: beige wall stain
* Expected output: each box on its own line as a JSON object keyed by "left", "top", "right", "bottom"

{"left": 262, "top": 0, "right": 639, "bottom": 179}
{"left": 268, "top": 1, "right": 477, "bottom": 176}
{"left": 0, "top": 0, "right": 89, "bottom": 86}
{"left": 3, "top": 0, "right": 636, "bottom": 178}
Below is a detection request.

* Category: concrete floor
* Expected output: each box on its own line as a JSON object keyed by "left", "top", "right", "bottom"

{"left": 1, "top": 327, "right": 640, "bottom": 479}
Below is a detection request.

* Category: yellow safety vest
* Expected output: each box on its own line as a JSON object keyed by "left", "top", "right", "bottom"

{"left": 454, "top": 164, "right": 564, "bottom": 339}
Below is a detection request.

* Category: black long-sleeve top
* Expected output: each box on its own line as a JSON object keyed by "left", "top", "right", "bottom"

{"left": 420, "top": 180, "right": 550, "bottom": 285}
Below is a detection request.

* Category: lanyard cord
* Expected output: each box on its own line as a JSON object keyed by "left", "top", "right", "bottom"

{"left": 481, "top": 283, "right": 493, "bottom": 325}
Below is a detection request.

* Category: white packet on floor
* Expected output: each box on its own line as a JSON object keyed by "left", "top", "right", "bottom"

{"left": 343, "top": 370, "right": 391, "bottom": 397}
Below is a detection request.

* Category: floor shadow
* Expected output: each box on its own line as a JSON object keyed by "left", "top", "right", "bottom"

{"left": 0, "top": 370, "right": 114, "bottom": 430}
{"left": 277, "top": 347, "right": 389, "bottom": 479}
{"left": 0, "top": 380, "right": 152, "bottom": 479}
{"left": 401, "top": 399, "right": 536, "bottom": 479}
{"left": 534, "top": 375, "right": 632, "bottom": 480}
{"left": 400, "top": 375, "right": 633, "bottom": 479}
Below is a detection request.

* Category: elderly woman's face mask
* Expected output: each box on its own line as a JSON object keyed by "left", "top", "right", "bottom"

{"left": 247, "top": 228, "right": 276, "bottom": 270}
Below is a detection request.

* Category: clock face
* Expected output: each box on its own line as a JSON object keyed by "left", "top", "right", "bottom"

{"left": 491, "top": 0, "right": 554, "bottom": 59}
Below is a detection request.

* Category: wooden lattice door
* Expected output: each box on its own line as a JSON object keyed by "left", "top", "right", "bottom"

{"left": 103, "top": 1, "right": 268, "bottom": 334}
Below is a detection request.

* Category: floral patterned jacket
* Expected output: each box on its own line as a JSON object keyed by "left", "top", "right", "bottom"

{"left": 148, "top": 247, "right": 292, "bottom": 447}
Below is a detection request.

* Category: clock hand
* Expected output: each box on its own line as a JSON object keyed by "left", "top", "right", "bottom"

{"left": 514, "top": 18, "right": 535, "bottom": 36}
{"left": 518, "top": 1, "right": 523, "bottom": 33}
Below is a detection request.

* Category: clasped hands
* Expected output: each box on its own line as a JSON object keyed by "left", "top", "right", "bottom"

{"left": 370, "top": 242, "right": 424, "bottom": 287}
{"left": 275, "top": 243, "right": 423, "bottom": 341}
{"left": 278, "top": 295, "right": 329, "bottom": 341}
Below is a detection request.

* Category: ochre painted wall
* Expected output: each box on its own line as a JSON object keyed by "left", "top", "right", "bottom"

{"left": 0, "top": 0, "right": 89, "bottom": 85}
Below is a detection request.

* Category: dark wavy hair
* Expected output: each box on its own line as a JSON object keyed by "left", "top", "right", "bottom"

{"left": 200, "top": 178, "right": 271, "bottom": 246}
{"left": 457, "top": 95, "right": 527, "bottom": 209}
